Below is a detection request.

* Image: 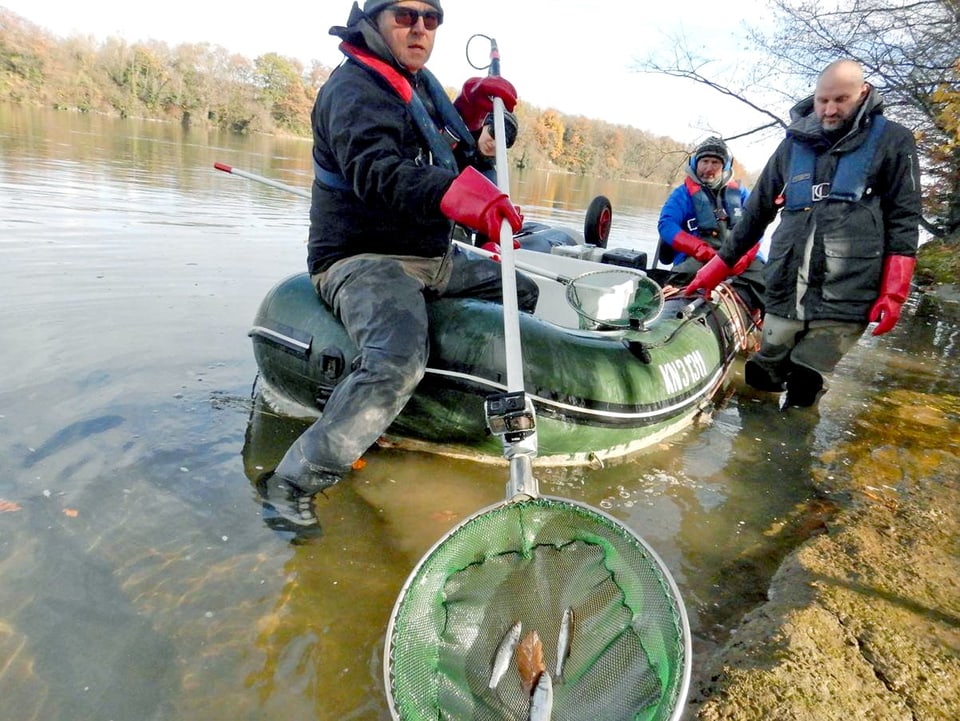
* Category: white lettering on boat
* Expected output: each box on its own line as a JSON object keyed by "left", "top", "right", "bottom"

{"left": 659, "top": 351, "right": 710, "bottom": 395}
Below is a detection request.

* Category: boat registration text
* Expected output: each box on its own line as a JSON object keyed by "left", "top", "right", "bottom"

{"left": 659, "top": 351, "right": 710, "bottom": 394}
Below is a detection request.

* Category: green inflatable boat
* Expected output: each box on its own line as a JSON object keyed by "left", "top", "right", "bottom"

{"left": 249, "top": 245, "right": 758, "bottom": 467}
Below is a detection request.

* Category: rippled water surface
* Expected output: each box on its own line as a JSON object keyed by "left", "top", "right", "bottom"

{"left": 2, "top": 105, "right": 958, "bottom": 720}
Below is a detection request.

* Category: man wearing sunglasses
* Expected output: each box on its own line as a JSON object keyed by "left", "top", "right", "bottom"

{"left": 257, "top": 0, "right": 538, "bottom": 536}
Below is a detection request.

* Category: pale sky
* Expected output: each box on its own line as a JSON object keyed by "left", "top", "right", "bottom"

{"left": 2, "top": 0, "right": 789, "bottom": 169}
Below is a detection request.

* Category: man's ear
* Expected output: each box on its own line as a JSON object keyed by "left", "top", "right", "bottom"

{"left": 859, "top": 82, "right": 871, "bottom": 101}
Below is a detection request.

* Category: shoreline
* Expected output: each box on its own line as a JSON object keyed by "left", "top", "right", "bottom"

{"left": 685, "top": 288, "right": 960, "bottom": 720}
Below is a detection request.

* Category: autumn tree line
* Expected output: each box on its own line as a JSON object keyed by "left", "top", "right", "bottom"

{"left": 0, "top": 8, "right": 693, "bottom": 186}
{"left": 3, "top": 2, "right": 957, "bottom": 237}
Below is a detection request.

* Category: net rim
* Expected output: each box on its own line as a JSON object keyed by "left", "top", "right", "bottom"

{"left": 383, "top": 494, "right": 692, "bottom": 721}
{"left": 563, "top": 269, "right": 665, "bottom": 327}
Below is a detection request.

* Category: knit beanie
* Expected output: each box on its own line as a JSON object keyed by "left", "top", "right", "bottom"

{"left": 363, "top": 0, "right": 443, "bottom": 14}
{"left": 693, "top": 136, "right": 730, "bottom": 166}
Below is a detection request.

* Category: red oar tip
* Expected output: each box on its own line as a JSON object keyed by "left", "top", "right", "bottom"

{"left": 213, "top": 162, "right": 233, "bottom": 172}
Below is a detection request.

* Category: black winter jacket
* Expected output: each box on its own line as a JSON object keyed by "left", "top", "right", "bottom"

{"left": 307, "top": 10, "right": 489, "bottom": 275}
{"left": 719, "top": 87, "right": 920, "bottom": 322}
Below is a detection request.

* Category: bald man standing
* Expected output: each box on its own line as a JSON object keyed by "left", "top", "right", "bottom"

{"left": 684, "top": 59, "right": 921, "bottom": 408}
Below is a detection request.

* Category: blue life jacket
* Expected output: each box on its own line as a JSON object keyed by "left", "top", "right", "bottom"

{"left": 784, "top": 115, "right": 887, "bottom": 210}
{"left": 314, "top": 42, "right": 477, "bottom": 191}
{"left": 682, "top": 176, "right": 744, "bottom": 237}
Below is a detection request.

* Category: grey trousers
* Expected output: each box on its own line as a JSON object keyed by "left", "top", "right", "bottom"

{"left": 749, "top": 313, "right": 868, "bottom": 386}
{"left": 282, "top": 246, "right": 539, "bottom": 475}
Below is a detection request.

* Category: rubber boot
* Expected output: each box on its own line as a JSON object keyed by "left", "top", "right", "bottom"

{"left": 272, "top": 433, "right": 344, "bottom": 494}
{"left": 257, "top": 436, "right": 343, "bottom": 541}
{"left": 744, "top": 358, "right": 786, "bottom": 392}
{"left": 784, "top": 366, "right": 825, "bottom": 408}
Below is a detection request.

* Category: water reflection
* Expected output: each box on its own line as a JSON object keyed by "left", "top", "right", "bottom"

{"left": 239, "top": 483, "right": 408, "bottom": 720}
{"left": 551, "top": 383, "right": 835, "bottom": 653}
{"left": 682, "top": 395, "right": 831, "bottom": 639}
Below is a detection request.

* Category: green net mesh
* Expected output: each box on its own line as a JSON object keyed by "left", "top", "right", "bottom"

{"left": 386, "top": 498, "right": 689, "bottom": 721}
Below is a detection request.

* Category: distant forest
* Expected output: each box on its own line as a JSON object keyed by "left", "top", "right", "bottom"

{"left": 0, "top": 7, "right": 726, "bottom": 186}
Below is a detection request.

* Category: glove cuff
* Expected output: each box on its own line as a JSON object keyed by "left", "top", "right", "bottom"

{"left": 671, "top": 231, "right": 708, "bottom": 255}
{"left": 879, "top": 255, "right": 916, "bottom": 303}
{"left": 454, "top": 93, "right": 486, "bottom": 131}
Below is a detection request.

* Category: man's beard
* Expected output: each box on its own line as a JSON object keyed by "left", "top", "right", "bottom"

{"left": 821, "top": 112, "right": 856, "bottom": 134}
{"left": 700, "top": 173, "right": 723, "bottom": 190}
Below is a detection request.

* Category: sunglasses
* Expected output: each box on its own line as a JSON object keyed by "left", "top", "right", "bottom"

{"left": 387, "top": 6, "right": 443, "bottom": 30}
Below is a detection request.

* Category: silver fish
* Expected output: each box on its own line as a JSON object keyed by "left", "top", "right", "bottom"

{"left": 555, "top": 607, "right": 573, "bottom": 681}
{"left": 489, "top": 620, "right": 522, "bottom": 689}
{"left": 529, "top": 670, "right": 553, "bottom": 721}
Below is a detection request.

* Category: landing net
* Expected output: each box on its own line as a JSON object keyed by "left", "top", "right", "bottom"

{"left": 385, "top": 497, "right": 690, "bottom": 721}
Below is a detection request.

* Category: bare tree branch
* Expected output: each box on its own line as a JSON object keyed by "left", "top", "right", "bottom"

{"left": 722, "top": 121, "right": 784, "bottom": 142}
{"left": 636, "top": 0, "right": 960, "bottom": 234}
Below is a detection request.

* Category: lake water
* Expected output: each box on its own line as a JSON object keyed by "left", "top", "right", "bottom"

{"left": 2, "top": 105, "right": 958, "bottom": 721}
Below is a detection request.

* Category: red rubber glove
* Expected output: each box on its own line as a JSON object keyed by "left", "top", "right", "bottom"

{"left": 684, "top": 254, "right": 733, "bottom": 298}
{"left": 670, "top": 231, "right": 717, "bottom": 263}
{"left": 730, "top": 242, "right": 761, "bottom": 275}
{"left": 454, "top": 76, "right": 518, "bottom": 131}
{"left": 440, "top": 166, "right": 523, "bottom": 241}
{"left": 868, "top": 255, "right": 916, "bottom": 336}
{"left": 480, "top": 238, "right": 521, "bottom": 262}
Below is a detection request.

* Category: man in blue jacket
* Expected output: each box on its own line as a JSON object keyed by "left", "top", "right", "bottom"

{"left": 685, "top": 59, "right": 920, "bottom": 408}
{"left": 258, "top": 0, "right": 539, "bottom": 537}
{"left": 657, "top": 137, "right": 763, "bottom": 312}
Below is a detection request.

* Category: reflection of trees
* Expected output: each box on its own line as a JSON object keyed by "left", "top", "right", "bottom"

{"left": 679, "top": 300, "right": 959, "bottom": 645}
{"left": 834, "top": 293, "right": 960, "bottom": 400}
{"left": 902, "top": 295, "right": 960, "bottom": 396}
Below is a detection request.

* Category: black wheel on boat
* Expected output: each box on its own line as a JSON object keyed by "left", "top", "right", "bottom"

{"left": 584, "top": 195, "right": 612, "bottom": 248}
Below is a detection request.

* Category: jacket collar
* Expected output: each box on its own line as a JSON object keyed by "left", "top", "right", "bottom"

{"left": 329, "top": 2, "right": 416, "bottom": 81}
